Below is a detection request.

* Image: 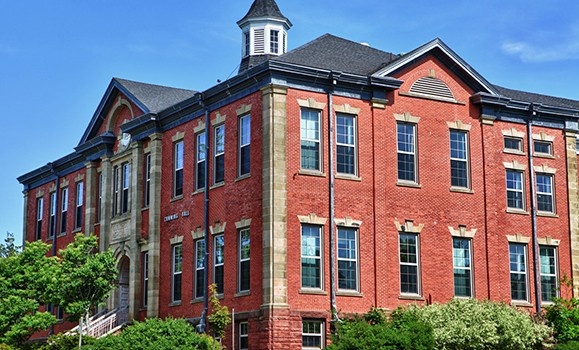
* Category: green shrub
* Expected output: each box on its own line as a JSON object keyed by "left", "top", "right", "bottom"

{"left": 555, "top": 340, "right": 579, "bottom": 350}
{"left": 39, "top": 333, "right": 95, "bottom": 350}
{"left": 392, "top": 299, "right": 550, "bottom": 350}
{"left": 546, "top": 297, "right": 579, "bottom": 343}
{"left": 86, "top": 318, "right": 221, "bottom": 350}
{"left": 327, "top": 308, "right": 434, "bottom": 350}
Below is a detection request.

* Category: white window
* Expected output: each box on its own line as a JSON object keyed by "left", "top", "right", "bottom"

{"left": 238, "top": 228, "right": 250, "bottom": 292}
{"left": 97, "top": 172, "right": 102, "bottom": 221}
{"left": 36, "top": 197, "right": 43, "bottom": 240}
{"left": 534, "top": 141, "right": 553, "bottom": 156}
{"left": 174, "top": 141, "right": 184, "bottom": 197}
{"left": 302, "top": 320, "right": 324, "bottom": 349}
{"left": 243, "top": 31, "right": 250, "bottom": 57}
{"left": 214, "top": 235, "right": 225, "bottom": 294}
{"left": 172, "top": 244, "right": 183, "bottom": 302}
{"left": 239, "top": 115, "right": 251, "bottom": 177}
{"left": 195, "top": 240, "right": 205, "bottom": 299}
{"left": 506, "top": 170, "right": 524, "bottom": 210}
{"left": 144, "top": 154, "right": 151, "bottom": 208}
{"left": 214, "top": 125, "right": 225, "bottom": 184}
{"left": 399, "top": 233, "right": 420, "bottom": 295}
{"left": 504, "top": 137, "right": 523, "bottom": 152}
{"left": 452, "top": 238, "right": 472, "bottom": 297}
{"left": 60, "top": 187, "right": 68, "bottom": 234}
{"left": 300, "top": 108, "right": 321, "bottom": 171}
{"left": 142, "top": 251, "right": 148, "bottom": 307}
{"left": 270, "top": 29, "right": 279, "bottom": 54}
{"left": 75, "top": 182, "right": 83, "bottom": 229}
{"left": 113, "top": 166, "right": 119, "bottom": 216}
{"left": 239, "top": 322, "right": 249, "bottom": 350}
{"left": 121, "top": 163, "right": 130, "bottom": 214}
{"left": 336, "top": 113, "right": 356, "bottom": 175}
{"left": 301, "top": 225, "right": 322, "bottom": 289}
{"left": 536, "top": 173, "right": 554, "bottom": 213}
{"left": 450, "top": 130, "right": 469, "bottom": 188}
{"left": 397, "top": 122, "right": 417, "bottom": 182}
{"left": 337, "top": 227, "right": 358, "bottom": 291}
{"left": 49, "top": 192, "right": 56, "bottom": 238}
{"left": 540, "top": 246, "right": 558, "bottom": 302}
{"left": 509, "top": 243, "right": 528, "bottom": 302}
{"left": 196, "top": 131, "right": 206, "bottom": 190}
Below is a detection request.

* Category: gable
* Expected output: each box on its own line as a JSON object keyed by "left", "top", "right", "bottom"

{"left": 373, "top": 38, "right": 498, "bottom": 96}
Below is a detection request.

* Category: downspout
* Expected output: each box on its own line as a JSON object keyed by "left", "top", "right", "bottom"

{"left": 197, "top": 95, "right": 211, "bottom": 333}
{"left": 480, "top": 120, "right": 491, "bottom": 299}
{"left": 328, "top": 73, "right": 339, "bottom": 322}
{"left": 371, "top": 101, "right": 378, "bottom": 308}
{"left": 526, "top": 105, "right": 541, "bottom": 314}
{"left": 49, "top": 163, "right": 60, "bottom": 335}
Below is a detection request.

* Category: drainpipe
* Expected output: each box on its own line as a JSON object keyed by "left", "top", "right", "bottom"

{"left": 328, "top": 72, "right": 339, "bottom": 322}
{"left": 197, "top": 94, "right": 211, "bottom": 333}
{"left": 526, "top": 105, "right": 541, "bottom": 314}
{"left": 480, "top": 120, "right": 491, "bottom": 299}
{"left": 49, "top": 163, "right": 60, "bottom": 335}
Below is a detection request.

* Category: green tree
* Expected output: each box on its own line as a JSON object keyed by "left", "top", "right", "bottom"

{"left": 55, "top": 234, "right": 117, "bottom": 349}
{"left": 207, "top": 284, "right": 231, "bottom": 341}
{"left": 0, "top": 236, "right": 60, "bottom": 347}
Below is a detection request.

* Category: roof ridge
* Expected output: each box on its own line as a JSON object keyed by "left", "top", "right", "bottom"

{"left": 113, "top": 77, "right": 196, "bottom": 93}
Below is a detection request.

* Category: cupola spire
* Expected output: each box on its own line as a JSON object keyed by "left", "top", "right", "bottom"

{"left": 237, "top": 0, "right": 292, "bottom": 73}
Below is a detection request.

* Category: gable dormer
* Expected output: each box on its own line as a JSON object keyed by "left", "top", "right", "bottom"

{"left": 237, "top": 0, "right": 292, "bottom": 73}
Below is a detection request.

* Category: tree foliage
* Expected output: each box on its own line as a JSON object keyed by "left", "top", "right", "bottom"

{"left": 0, "top": 235, "right": 60, "bottom": 346}
{"left": 207, "top": 284, "right": 231, "bottom": 340}
{"left": 86, "top": 318, "right": 221, "bottom": 350}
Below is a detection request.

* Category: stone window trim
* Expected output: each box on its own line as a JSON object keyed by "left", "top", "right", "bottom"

{"left": 211, "top": 112, "right": 226, "bottom": 126}
{"left": 75, "top": 174, "right": 85, "bottom": 183}
{"left": 394, "top": 218, "right": 424, "bottom": 234}
{"left": 448, "top": 225, "right": 477, "bottom": 238}
{"left": 538, "top": 237, "right": 560, "bottom": 246}
{"left": 333, "top": 103, "right": 360, "bottom": 115}
{"left": 334, "top": 217, "right": 362, "bottom": 228}
{"left": 236, "top": 104, "right": 252, "bottom": 116}
{"left": 171, "top": 131, "right": 185, "bottom": 142}
{"left": 506, "top": 233, "right": 531, "bottom": 244}
{"left": 211, "top": 221, "right": 227, "bottom": 235}
{"left": 49, "top": 183, "right": 58, "bottom": 192}
{"left": 503, "top": 128, "right": 526, "bottom": 139}
{"left": 36, "top": 190, "right": 45, "bottom": 198}
{"left": 60, "top": 178, "right": 70, "bottom": 188}
{"left": 503, "top": 160, "right": 527, "bottom": 171}
{"left": 191, "top": 227, "right": 204, "bottom": 240}
{"left": 534, "top": 164, "right": 557, "bottom": 174}
{"left": 297, "top": 98, "right": 326, "bottom": 110}
{"left": 298, "top": 214, "right": 327, "bottom": 226}
{"left": 447, "top": 121, "right": 472, "bottom": 131}
{"left": 169, "top": 235, "right": 184, "bottom": 245}
{"left": 532, "top": 132, "right": 555, "bottom": 142}
{"left": 193, "top": 120, "right": 206, "bottom": 134}
{"left": 235, "top": 218, "right": 251, "bottom": 229}
{"left": 394, "top": 112, "right": 421, "bottom": 124}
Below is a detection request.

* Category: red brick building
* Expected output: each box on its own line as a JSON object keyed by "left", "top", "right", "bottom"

{"left": 18, "top": 0, "right": 579, "bottom": 348}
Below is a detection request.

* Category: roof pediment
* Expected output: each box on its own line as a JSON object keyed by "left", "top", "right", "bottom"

{"left": 373, "top": 38, "right": 499, "bottom": 96}
{"left": 78, "top": 78, "right": 197, "bottom": 146}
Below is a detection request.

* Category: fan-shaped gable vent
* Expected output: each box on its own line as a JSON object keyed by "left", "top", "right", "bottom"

{"left": 409, "top": 77, "right": 455, "bottom": 100}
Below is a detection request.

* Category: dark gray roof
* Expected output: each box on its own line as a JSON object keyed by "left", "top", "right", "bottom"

{"left": 238, "top": 0, "right": 289, "bottom": 23}
{"left": 114, "top": 78, "right": 197, "bottom": 114}
{"left": 273, "top": 34, "right": 400, "bottom": 76}
{"left": 494, "top": 85, "right": 579, "bottom": 110}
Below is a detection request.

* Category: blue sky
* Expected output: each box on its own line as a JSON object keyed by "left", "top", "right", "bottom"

{"left": 1, "top": 0, "right": 578, "bottom": 245}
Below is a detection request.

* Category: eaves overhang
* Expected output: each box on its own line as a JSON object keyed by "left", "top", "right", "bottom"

{"left": 17, "top": 152, "right": 86, "bottom": 190}
{"left": 472, "top": 92, "right": 579, "bottom": 119}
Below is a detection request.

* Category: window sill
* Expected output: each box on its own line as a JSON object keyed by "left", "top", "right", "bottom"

{"left": 57, "top": 233, "right": 66, "bottom": 237}
{"left": 335, "top": 173, "right": 361, "bottom": 182}
{"left": 141, "top": 207, "right": 149, "bottom": 212}
{"left": 298, "top": 169, "right": 326, "bottom": 178}
{"left": 192, "top": 188, "right": 204, "bottom": 196}
{"left": 336, "top": 290, "right": 363, "bottom": 297}
{"left": 190, "top": 298, "right": 203, "bottom": 304}
{"left": 72, "top": 228, "right": 82, "bottom": 234}
{"left": 449, "top": 186, "right": 473, "bottom": 194}
{"left": 511, "top": 301, "right": 533, "bottom": 308}
{"left": 139, "top": 307, "right": 148, "bottom": 311}
{"left": 168, "top": 301, "right": 182, "bottom": 307}
{"left": 299, "top": 289, "right": 327, "bottom": 296}
{"left": 235, "top": 291, "right": 251, "bottom": 297}
{"left": 396, "top": 181, "right": 421, "bottom": 188}
{"left": 533, "top": 153, "right": 554, "bottom": 159}
{"left": 236, "top": 174, "right": 251, "bottom": 182}
{"left": 211, "top": 182, "right": 225, "bottom": 190}
{"left": 399, "top": 294, "right": 424, "bottom": 301}
{"left": 537, "top": 212, "right": 558, "bottom": 218}
{"left": 506, "top": 208, "right": 529, "bottom": 215}
{"left": 170, "top": 195, "right": 184, "bottom": 203}
{"left": 503, "top": 149, "right": 525, "bottom": 156}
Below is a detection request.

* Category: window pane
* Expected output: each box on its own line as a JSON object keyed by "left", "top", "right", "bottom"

{"left": 400, "top": 234, "right": 419, "bottom": 294}
{"left": 450, "top": 131, "right": 469, "bottom": 188}
{"left": 509, "top": 244, "right": 527, "bottom": 301}
{"left": 301, "top": 109, "right": 321, "bottom": 170}
{"left": 397, "top": 123, "right": 416, "bottom": 181}
{"left": 301, "top": 225, "right": 321, "bottom": 289}
{"left": 336, "top": 114, "right": 356, "bottom": 175}
{"left": 453, "top": 238, "right": 472, "bottom": 297}
{"left": 337, "top": 227, "right": 357, "bottom": 291}
{"left": 540, "top": 246, "right": 558, "bottom": 302}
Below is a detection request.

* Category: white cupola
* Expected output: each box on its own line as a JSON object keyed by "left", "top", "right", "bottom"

{"left": 237, "top": 0, "right": 292, "bottom": 73}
